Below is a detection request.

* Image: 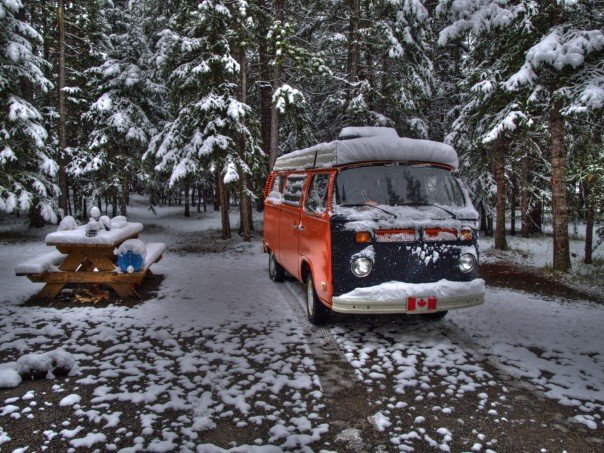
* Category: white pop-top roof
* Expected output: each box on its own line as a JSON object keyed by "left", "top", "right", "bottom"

{"left": 272, "top": 127, "right": 459, "bottom": 171}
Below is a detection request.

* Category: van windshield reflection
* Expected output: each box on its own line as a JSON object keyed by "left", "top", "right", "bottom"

{"left": 335, "top": 165, "right": 466, "bottom": 208}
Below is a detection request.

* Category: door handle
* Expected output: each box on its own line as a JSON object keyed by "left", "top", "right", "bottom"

{"left": 292, "top": 223, "right": 304, "bottom": 231}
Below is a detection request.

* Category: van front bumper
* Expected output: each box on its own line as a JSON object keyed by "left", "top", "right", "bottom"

{"left": 331, "top": 278, "right": 485, "bottom": 314}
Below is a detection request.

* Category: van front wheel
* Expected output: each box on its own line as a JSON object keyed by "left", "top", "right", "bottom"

{"left": 306, "top": 275, "right": 329, "bottom": 325}
{"left": 268, "top": 251, "right": 285, "bottom": 282}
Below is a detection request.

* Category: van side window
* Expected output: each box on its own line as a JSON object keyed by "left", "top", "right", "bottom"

{"left": 267, "top": 175, "right": 284, "bottom": 203}
{"left": 304, "top": 174, "right": 330, "bottom": 213}
{"left": 283, "top": 175, "right": 306, "bottom": 206}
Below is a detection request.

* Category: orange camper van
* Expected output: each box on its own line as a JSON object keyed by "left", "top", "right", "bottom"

{"left": 263, "top": 127, "right": 485, "bottom": 324}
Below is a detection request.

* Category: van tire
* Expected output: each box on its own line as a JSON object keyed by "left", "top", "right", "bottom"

{"left": 424, "top": 310, "right": 448, "bottom": 320}
{"left": 269, "top": 251, "right": 285, "bottom": 282}
{"left": 306, "top": 274, "right": 329, "bottom": 325}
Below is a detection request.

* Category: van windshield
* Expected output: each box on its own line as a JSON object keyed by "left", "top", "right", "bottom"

{"left": 335, "top": 165, "right": 467, "bottom": 208}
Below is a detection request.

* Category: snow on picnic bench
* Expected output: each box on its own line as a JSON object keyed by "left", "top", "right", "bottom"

{"left": 143, "top": 243, "right": 166, "bottom": 270}
{"left": 14, "top": 251, "right": 66, "bottom": 275}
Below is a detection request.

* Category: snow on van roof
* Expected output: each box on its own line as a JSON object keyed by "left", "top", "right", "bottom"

{"left": 272, "top": 127, "right": 459, "bottom": 171}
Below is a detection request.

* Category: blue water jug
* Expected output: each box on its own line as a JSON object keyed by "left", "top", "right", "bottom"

{"left": 117, "top": 251, "right": 144, "bottom": 273}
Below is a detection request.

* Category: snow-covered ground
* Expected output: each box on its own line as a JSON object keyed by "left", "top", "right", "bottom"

{"left": 450, "top": 289, "right": 602, "bottom": 422}
{"left": 478, "top": 223, "right": 603, "bottom": 274}
{"left": 0, "top": 199, "right": 602, "bottom": 451}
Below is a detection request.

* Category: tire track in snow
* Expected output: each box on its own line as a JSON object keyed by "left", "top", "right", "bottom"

{"left": 279, "top": 280, "right": 357, "bottom": 396}
{"left": 278, "top": 280, "right": 379, "bottom": 452}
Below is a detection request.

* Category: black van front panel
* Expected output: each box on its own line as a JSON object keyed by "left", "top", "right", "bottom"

{"left": 330, "top": 223, "right": 479, "bottom": 297}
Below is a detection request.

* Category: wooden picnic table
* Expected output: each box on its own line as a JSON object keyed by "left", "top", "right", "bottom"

{"left": 15, "top": 222, "right": 165, "bottom": 300}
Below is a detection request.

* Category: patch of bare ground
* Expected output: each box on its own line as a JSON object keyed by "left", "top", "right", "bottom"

{"left": 480, "top": 262, "right": 603, "bottom": 304}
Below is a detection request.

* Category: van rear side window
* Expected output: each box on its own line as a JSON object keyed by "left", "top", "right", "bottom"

{"left": 283, "top": 175, "right": 306, "bottom": 206}
{"left": 267, "top": 175, "right": 284, "bottom": 203}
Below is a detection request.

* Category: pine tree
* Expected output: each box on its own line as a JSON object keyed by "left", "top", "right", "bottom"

{"left": 77, "top": 0, "right": 166, "bottom": 216}
{"left": 0, "top": 0, "right": 57, "bottom": 223}
{"left": 385, "top": 0, "right": 435, "bottom": 138}
{"left": 437, "top": 0, "right": 535, "bottom": 248}
{"left": 149, "top": 0, "right": 263, "bottom": 238}
{"left": 500, "top": 0, "right": 604, "bottom": 271}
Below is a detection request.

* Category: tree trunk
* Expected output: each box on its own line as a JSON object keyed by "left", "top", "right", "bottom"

{"left": 480, "top": 204, "right": 489, "bottom": 235}
{"left": 550, "top": 99, "right": 570, "bottom": 271}
{"left": 184, "top": 177, "right": 190, "bottom": 217}
{"left": 268, "top": 0, "right": 285, "bottom": 170}
{"left": 259, "top": 0, "right": 272, "bottom": 171}
{"left": 520, "top": 151, "right": 530, "bottom": 238}
{"left": 197, "top": 185, "right": 202, "bottom": 213}
{"left": 218, "top": 171, "right": 231, "bottom": 239}
{"left": 345, "top": 0, "right": 360, "bottom": 110}
{"left": 238, "top": 48, "right": 253, "bottom": 241}
{"left": 584, "top": 179, "right": 593, "bottom": 264}
{"left": 28, "top": 205, "right": 45, "bottom": 228}
{"left": 213, "top": 173, "right": 220, "bottom": 211}
{"left": 120, "top": 148, "right": 129, "bottom": 216}
{"left": 112, "top": 195, "right": 117, "bottom": 217}
{"left": 584, "top": 127, "right": 600, "bottom": 264}
{"left": 529, "top": 200, "right": 542, "bottom": 235}
{"left": 71, "top": 186, "right": 77, "bottom": 217}
{"left": 240, "top": 174, "right": 253, "bottom": 241}
{"left": 379, "top": 56, "right": 390, "bottom": 115}
{"left": 510, "top": 172, "right": 517, "bottom": 236}
{"left": 494, "top": 137, "right": 507, "bottom": 250}
{"left": 57, "top": 0, "right": 69, "bottom": 216}
{"left": 362, "top": 0, "right": 373, "bottom": 108}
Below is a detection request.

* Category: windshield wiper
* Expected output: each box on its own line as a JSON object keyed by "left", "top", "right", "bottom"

{"left": 339, "top": 204, "right": 398, "bottom": 219}
{"left": 398, "top": 202, "right": 458, "bottom": 219}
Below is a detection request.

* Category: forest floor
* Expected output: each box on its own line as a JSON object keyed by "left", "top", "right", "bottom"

{"left": 0, "top": 199, "right": 602, "bottom": 452}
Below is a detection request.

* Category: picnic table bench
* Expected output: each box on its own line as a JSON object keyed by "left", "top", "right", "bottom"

{"left": 15, "top": 222, "right": 165, "bottom": 300}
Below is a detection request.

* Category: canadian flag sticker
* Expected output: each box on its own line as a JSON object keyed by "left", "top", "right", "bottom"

{"left": 407, "top": 296, "right": 437, "bottom": 312}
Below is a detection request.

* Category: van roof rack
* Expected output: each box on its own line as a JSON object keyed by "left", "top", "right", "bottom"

{"left": 272, "top": 127, "right": 459, "bottom": 171}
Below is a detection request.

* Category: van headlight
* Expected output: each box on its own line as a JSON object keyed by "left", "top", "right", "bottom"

{"left": 459, "top": 253, "right": 476, "bottom": 273}
{"left": 351, "top": 257, "right": 372, "bottom": 278}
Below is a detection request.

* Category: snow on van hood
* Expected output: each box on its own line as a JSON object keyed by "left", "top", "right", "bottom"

{"left": 334, "top": 204, "right": 479, "bottom": 231}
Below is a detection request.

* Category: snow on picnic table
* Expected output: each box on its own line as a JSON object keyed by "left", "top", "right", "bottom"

{"left": 44, "top": 222, "right": 143, "bottom": 246}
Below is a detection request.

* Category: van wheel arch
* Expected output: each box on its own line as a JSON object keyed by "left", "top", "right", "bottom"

{"left": 304, "top": 270, "right": 330, "bottom": 325}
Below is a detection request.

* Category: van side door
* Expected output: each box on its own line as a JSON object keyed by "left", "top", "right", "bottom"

{"left": 299, "top": 172, "right": 333, "bottom": 302}
{"left": 279, "top": 174, "right": 307, "bottom": 278}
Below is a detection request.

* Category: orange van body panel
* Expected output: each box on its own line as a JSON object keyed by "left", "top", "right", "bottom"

{"left": 263, "top": 169, "right": 336, "bottom": 309}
